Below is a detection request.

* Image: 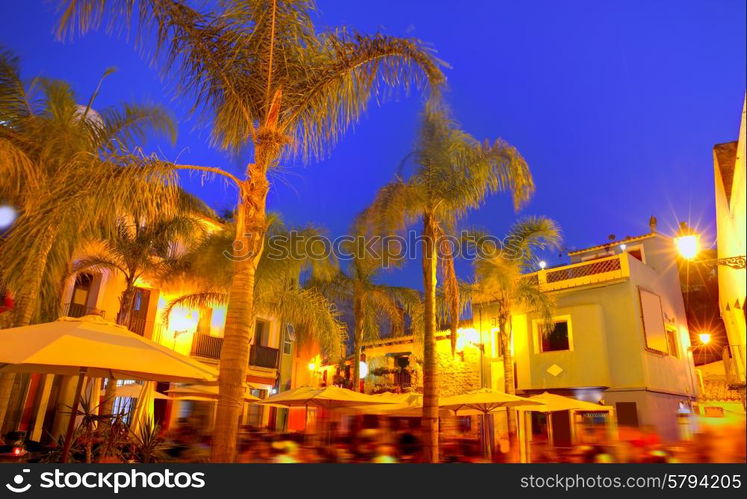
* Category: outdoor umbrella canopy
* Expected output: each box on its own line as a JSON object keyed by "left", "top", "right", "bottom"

{"left": 0, "top": 315, "right": 218, "bottom": 382}
{"left": 522, "top": 392, "right": 613, "bottom": 412}
{"left": 103, "top": 382, "right": 170, "bottom": 400}
{"left": 440, "top": 389, "right": 545, "bottom": 461}
{"left": 259, "top": 386, "right": 396, "bottom": 410}
{"left": 440, "top": 388, "right": 545, "bottom": 414}
{"left": 349, "top": 392, "right": 429, "bottom": 417}
{"left": 0, "top": 315, "right": 217, "bottom": 462}
{"left": 165, "top": 384, "right": 260, "bottom": 402}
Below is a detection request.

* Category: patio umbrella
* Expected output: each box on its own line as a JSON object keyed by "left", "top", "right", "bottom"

{"left": 102, "top": 383, "right": 170, "bottom": 400}
{"left": 440, "top": 388, "right": 545, "bottom": 414}
{"left": 522, "top": 392, "right": 613, "bottom": 412}
{"left": 519, "top": 392, "right": 615, "bottom": 456}
{"left": 0, "top": 315, "right": 217, "bottom": 462}
{"left": 440, "top": 389, "right": 545, "bottom": 461}
{"left": 165, "top": 384, "right": 260, "bottom": 403}
{"left": 260, "top": 386, "right": 398, "bottom": 434}
{"left": 259, "top": 386, "right": 395, "bottom": 410}
{"left": 348, "top": 392, "right": 425, "bottom": 417}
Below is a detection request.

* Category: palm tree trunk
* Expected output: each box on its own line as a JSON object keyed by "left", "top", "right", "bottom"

{"left": 115, "top": 283, "right": 136, "bottom": 326}
{"left": 0, "top": 227, "right": 57, "bottom": 430}
{"left": 352, "top": 290, "right": 363, "bottom": 391}
{"left": 211, "top": 173, "right": 270, "bottom": 462}
{"left": 421, "top": 213, "right": 439, "bottom": 463}
{"left": 500, "top": 319, "right": 518, "bottom": 454}
{"left": 100, "top": 281, "right": 137, "bottom": 421}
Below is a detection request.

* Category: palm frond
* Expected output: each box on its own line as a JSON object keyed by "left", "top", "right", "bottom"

{"left": 0, "top": 46, "right": 32, "bottom": 123}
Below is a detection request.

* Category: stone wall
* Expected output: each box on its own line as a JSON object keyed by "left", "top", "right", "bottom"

{"left": 434, "top": 340, "right": 482, "bottom": 396}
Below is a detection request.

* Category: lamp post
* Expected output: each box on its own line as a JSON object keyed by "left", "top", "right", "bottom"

{"left": 674, "top": 222, "right": 746, "bottom": 269}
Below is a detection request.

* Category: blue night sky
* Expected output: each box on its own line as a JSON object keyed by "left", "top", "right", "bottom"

{"left": 1, "top": 0, "right": 745, "bottom": 289}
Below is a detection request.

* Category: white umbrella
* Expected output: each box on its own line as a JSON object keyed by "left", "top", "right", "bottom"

{"left": 102, "top": 382, "right": 170, "bottom": 400}
{"left": 165, "top": 384, "right": 260, "bottom": 402}
{"left": 0, "top": 315, "right": 217, "bottom": 462}
{"left": 259, "top": 386, "right": 395, "bottom": 410}
{"left": 440, "top": 389, "right": 544, "bottom": 461}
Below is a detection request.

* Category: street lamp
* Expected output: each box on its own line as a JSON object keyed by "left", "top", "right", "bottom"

{"left": 674, "top": 222, "right": 746, "bottom": 269}
{"left": 698, "top": 332, "right": 712, "bottom": 345}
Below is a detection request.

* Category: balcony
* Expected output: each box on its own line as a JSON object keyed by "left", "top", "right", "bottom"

{"left": 250, "top": 345, "right": 279, "bottom": 369}
{"left": 191, "top": 333, "right": 223, "bottom": 360}
{"left": 526, "top": 254, "right": 629, "bottom": 292}
{"left": 190, "top": 333, "right": 279, "bottom": 369}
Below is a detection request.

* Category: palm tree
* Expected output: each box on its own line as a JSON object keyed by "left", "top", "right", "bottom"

{"left": 473, "top": 216, "right": 560, "bottom": 449}
{"left": 315, "top": 234, "right": 421, "bottom": 390}
{"left": 360, "top": 103, "right": 534, "bottom": 462}
{"left": 162, "top": 214, "right": 347, "bottom": 360}
{"left": 72, "top": 207, "right": 210, "bottom": 418}
{"left": 0, "top": 48, "right": 178, "bottom": 428}
{"left": 59, "top": 0, "right": 445, "bottom": 461}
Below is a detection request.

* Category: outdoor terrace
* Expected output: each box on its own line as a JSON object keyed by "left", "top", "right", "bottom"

{"left": 524, "top": 253, "right": 631, "bottom": 292}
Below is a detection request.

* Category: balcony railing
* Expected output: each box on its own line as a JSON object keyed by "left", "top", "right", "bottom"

{"left": 250, "top": 345, "right": 279, "bottom": 369}
{"left": 128, "top": 317, "right": 149, "bottom": 336}
{"left": 191, "top": 334, "right": 223, "bottom": 359}
{"left": 525, "top": 254, "right": 629, "bottom": 292}
{"left": 65, "top": 303, "right": 105, "bottom": 319}
{"left": 190, "top": 333, "right": 279, "bottom": 369}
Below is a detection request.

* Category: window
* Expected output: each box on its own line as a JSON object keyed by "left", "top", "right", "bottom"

{"left": 665, "top": 328, "right": 679, "bottom": 358}
{"left": 628, "top": 249, "right": 643, "bottom": 261}
{"left": 639, "top": 288, "right": 668, "bottom": 353}
{"left": 282, "top": 324, "right": 293, "bottom": 355}
{"left": 254, "top": 319, "right": 270, "bottom": 346}
{"left": 539, "top": 320, "right": 570, "bottom": 352}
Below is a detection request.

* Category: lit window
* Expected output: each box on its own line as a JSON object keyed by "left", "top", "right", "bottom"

{"left": 540, "top": 320, "right": 570, "bottom": 352}
{"left": 665, "top": 328, "right": 679, "bottom": 358}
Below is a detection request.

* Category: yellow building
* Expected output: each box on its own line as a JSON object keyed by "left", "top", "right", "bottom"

{"left": 712, "top": 96, "right": 746, "bottom": 401}
{"left": 473, "top": 225, "right": 698, "bottom": 442}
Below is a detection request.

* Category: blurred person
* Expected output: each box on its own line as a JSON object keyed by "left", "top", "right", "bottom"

{"left": 460, "top": 440, "right": 487, "bottom": 463}
{"left": 397, "top": 432, "right": 422, "bottom": 463}
{"left": 272, "top": 440, "right": 299, "bottom": 463}
{"left": 372, "top": 444, "right": 398, "bottom": 463}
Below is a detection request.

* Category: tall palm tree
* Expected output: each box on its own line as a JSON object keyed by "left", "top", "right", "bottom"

{"left": 72, "top": 207, "right": 210, "bottom": 417}
{"left": 162, "top": 214, "right": 346, "bottom": 360}
{"left": 473, "top": 216, "right": 560, "bottom": 449}
{"left": 0, "top": 48, "right": 178, "bottom": 428}
{"left": 59, "top": 0, "right": 445, "bottom": 461}
{"left": 360, "top": 103, "right": 534, "bottom": 462}
{"left": 315, "top": 234, "right": 421, "bottom": 390}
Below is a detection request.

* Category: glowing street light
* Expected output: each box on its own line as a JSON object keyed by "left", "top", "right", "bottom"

{"left": 698, "top": 333, "right": 712, "bottom": 345}
{"left": 675, "top": 234, "right": 700, "bottom": 261}
{"left": 538, "top": 260, "right": 547, "bottom": 270}
{"left": 674, "top": 222, "right": 745, "bottom": 269}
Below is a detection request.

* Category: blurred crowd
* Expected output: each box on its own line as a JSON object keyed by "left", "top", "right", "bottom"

{"left": 530, "top": 424, "right": 747, "bottom": 463}
{"left": 6, "top": 412, "right": 743, "bottom": 463}
{"left": 155, "top": 418, "right": 746, "bottom": 464}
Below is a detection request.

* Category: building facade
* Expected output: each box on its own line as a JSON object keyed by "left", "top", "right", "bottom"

{"left": 473, "top": 229, "right": 698, "bottom": 441}
{"left": 712, "top": 96, "right": 746, "bottom": 402}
